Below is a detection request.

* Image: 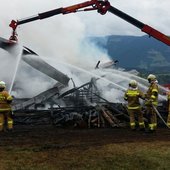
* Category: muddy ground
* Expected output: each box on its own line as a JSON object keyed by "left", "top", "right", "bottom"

{"left": 1, "top": 125, "right": 170, "bottom": 149}
{"left": 0, "top": 125, "right": 170, "bottom": 170}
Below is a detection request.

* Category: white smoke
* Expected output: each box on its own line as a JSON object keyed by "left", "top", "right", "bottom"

{"left": 0, "top": 0, "right": 110, "bottom": 98}
{"left": 0, "top": 49, "right": 17, "bottom": 89}
{"left": 0, "top": 0, "right": 168, "bottom": 102}
{"left": 1, "top": 0, "right": 170, "bottom": 37}
{"left": 12, "top": 60, "right": 57, "bottom": 98}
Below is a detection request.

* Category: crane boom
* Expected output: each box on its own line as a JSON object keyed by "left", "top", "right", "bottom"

{"left": 16, "top": 0, "right": 97, "bottom": 25}
{"left": 108, "top": 6, "right": 170, "bottom": 46}
{"left": 9, "top": 0, "right": 109, "bottom": 30}
{"left": 9, "top": 0, "right": 170, "bottom": 46}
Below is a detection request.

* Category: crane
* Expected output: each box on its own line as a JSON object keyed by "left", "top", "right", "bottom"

{"left": 8, "top": 0, "right": 170, "bottom": 46}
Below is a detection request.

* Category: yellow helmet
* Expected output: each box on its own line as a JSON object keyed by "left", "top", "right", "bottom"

{"left": 129, "top": 80, "right": 138, "bottom": 88}
{"left": 0, "top": 81, "right": 6, "bottom": 88}
{"left": 147, "top": 74, "right": 156, "bottom": 83}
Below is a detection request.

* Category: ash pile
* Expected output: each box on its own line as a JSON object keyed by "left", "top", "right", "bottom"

{"left": 12, "top": 78, "right": 129, "bottom": 128}
{"left": 1, "top": 40, "right": 167, "bottom": 129}
{"left": 0, "top": 39, "right": 130, "bottom": 128}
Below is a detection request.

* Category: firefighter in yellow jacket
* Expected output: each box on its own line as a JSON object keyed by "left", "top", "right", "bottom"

{"left": 145, "top": 74, "right": 159, "bottom": 132}
{"left": 124, "top": 80, "right": 145, "bottom": 130}
{"left": 0, "top": 81, "right": 13, "bottom": 132}
{"left": 166, "top": 91, "right": 170, "bottom": 128}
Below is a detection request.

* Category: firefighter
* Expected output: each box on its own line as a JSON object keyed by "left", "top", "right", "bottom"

{"left": 167, "top": 91, "right": 170, "bottom": 128}
{"left": 145, "top": 74, "right": 159, "bottom": 132}
{"left": 0, "top": 81, "right": 13, "bottom": 132}
{"left": 124, "top": 80, "right": 145, "bottom": 130}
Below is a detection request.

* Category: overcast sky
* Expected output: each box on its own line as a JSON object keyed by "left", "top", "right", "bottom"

{"left": 0, "top": 0, "right": 170, "bottom": 97}
{"left": 1, "top": 0, "right": 170, "bottom": 65}
{"left": 1, "top": 0, "right": 170, "bottom": 71}
{"left": 0, "top": 0, "right": 170, "bottom": 38}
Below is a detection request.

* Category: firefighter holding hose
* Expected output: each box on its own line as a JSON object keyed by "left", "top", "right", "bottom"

{"left": 166, "top": 91, "right": 170, "bottom": 128}
{"left": 145, "top": 74, "right": 159, "bottom": 132}
{"left": 0, "top": 81, "right": 13, "bottom": 132}
{"left": 124, "top": 80, "right": 145, "bottom": 130}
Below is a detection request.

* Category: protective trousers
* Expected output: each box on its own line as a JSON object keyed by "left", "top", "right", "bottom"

{"left": 128, "top": 108, "right": 145, "bottom": 130}
{"left": 0, "top": 112, "right": 13, "bottom": 131}
{"left": 167, "top": 101, "right": 170, "bottom": 127}
{"left": 167, "top": 114, "right": 170, "bottom": 127}
{"left": 146, "top": 106, "right": 157, "bottom": 130}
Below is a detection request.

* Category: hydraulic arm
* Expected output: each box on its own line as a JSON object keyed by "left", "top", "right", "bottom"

{"left": 108, "top": 6, "right": 170, "bottom": 46}
{"left": 9, "top": 0, "right": 170, "bottom": 46}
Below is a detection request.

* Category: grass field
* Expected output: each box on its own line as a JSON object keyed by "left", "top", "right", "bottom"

{"left": 0, "top": 126, "right": 170, "bottom": 170}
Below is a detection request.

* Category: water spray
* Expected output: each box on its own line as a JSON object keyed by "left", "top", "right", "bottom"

{"left": 50, "top": 60, "right": 127, "bottom": 92}
{"left": 9, "top": 44, "right": 23, "bottom": 94}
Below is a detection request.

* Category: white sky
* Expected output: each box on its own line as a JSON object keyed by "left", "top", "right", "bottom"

{"left": 0, "top": 0, "right": 169, "bottom": 98}
{"left": 0, "top": 0, "right": 170, "bottom": 38}
{"left": 1, "top": 0, "right": 170, "bottom": 75}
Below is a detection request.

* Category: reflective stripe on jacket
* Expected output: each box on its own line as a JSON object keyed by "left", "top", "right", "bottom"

{"left": 167, "top": 91, "right": 170, "bottom": 100}
{"left": 124, "top": 88, "right": 144, "bottom": 109}
{"left": 145, "top": 83, "right": 159, "bottom": 106}
{"left": 0, "top": 91, "right": 13, "bottom": 112}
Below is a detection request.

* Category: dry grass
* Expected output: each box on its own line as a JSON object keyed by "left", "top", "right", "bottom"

{"left": 0, "top": 141, "right": 170, "bottom": 170}
{"left": 0, "top": 127, "right": 170, "bottom": 170}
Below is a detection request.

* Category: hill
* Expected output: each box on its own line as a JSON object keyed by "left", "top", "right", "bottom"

{"left": 90, "top": 35, "right": 170, "bottom": 72}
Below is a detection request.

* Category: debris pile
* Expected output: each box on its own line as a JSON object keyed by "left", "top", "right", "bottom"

{"left": 13, "top": 78, "right": 130, "bottom": 128}
{"left": 13, "top": 103, "right": 129, "bottom": 128}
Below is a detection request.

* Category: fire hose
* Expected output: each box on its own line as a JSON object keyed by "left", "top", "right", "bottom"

{"left": 151, "top": 104, "right": 169, "bottom": 129}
